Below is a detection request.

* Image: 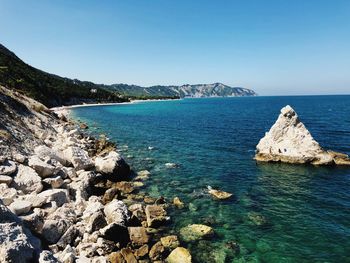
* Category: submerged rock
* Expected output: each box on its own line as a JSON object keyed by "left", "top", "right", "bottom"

{"left": 179, "top": 224, "right": 214, "bottom": 242}
{"left": 166, "top": 247, "right": 192, "bottom": 263}
{"left": 247, "top": 212, "right": 267, "bottom": 226}
{"left": 173, "top": 197, "right": 185, "bottom": 208}
{"left": 161, "top": 235, "right": 180, "bottom": 249}
{"left": 207, "top": 186, "right": 233, "bottom": 200}
{"left": 255, "top": 105, "right": 350, "bottom": 165}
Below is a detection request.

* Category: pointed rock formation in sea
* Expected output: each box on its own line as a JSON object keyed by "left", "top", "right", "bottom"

{"left": 255, "top": 105, "right": 350, "bottom": 165}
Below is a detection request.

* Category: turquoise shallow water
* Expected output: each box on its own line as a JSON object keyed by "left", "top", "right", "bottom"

{"left": 72, "top": 96, "right": 350, "bottom": 263}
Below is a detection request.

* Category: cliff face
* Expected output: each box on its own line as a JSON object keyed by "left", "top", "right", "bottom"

{"left": 107, "top": 82, "right": 257, "bottom": 98}
{"left": 171, "top": 83, "right": 257, "bottom": 98}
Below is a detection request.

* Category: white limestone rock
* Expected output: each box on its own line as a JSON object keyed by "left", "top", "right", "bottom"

{"left": 21, "top": 194, "right": 47, "bottom": 208}
{"left": 38, "top": 250, "right": 59, "bottom": 263}
{"left": 0, "top": 159, "right": 17, "bottom": 175}
{"left": 0, "top": 200, "right": 41, "bottom": 263}
{"left": 255, "top": 105, "right": 350, "bottom": 165}
{"left": 63, "top": 146, "right": 94, "bottom": 170}
{"left": 43, "top": 175, "right": 64, "bottom": 188}
{"left": 0, "top": 175, "right": 13, "bottom": 185}
{"left": 28, "top": 156, "right": 56, "bottom": 178}
{"left": 14, "top": 153, "right": 26, "bottom": 163}
{"left": 9, "top": 200, "right": 32, "bottom": 215}
{"left": 38, "top": 189, "right": 70, "bottom": 207}
{"left": 42, "top": 219, "right": 71, "bottom": 244}
{"left": 103, "top": 199, "right": 130, "bottom": 225}
{"left": 34, "top": 145, "right": 67, "bottom": 166}
{"left": 12, "top": 164, "right": 43, "bottom": 194}
{"left": 95, "top": 151, "right": 130, "bottom": 181}
{"left": 0, "top": 183, "right": 17, "bottom": 205}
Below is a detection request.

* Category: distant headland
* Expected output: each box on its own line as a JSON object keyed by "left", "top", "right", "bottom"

{"left": 0, "top": 43, "right": 257, "bottom": 108}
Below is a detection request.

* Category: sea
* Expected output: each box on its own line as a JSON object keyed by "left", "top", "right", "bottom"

{"left": 71, "top": 95, "right": 350, "bottom": 263}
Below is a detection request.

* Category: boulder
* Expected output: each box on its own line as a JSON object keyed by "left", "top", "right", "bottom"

{"left": 103, "top": 200, "right": 130, "bottom": 225}
{"left": 82, "top": 197, "right": 105, "bottom": 220}
{"left": 12, "top": 164, "right": 43, "bottom": 194}
{"left": 22, "top": 194, "right": 47, "bottom": 208}
{"left": 166, "top": 247, "right": 192, "bottom": 263}
{"left": 63, "top": 146, "right": 94, "bottom": 170}
{"left": 247, "top": 212, "right": 267, "bottom": 226}
{"left": 56, "top": 225, "right": 80, "bottom": 248}
{"left": 95, "top": 151, "right": 130, "bottom": 181}
{"left": 149, "top": 241, "right": 165, "bottom": 261}
{"left": 0, "top": 175, "right": 13, "bottom": 185}
{"left": 86, "top": 211, "right": 107, "bottom": 233}
{"left": 43, "top": 175, "right": 64, "bottom": 188}
{"left": 207, "top": 186, "right": 232, "bottom": 200}
{"left": 14, "top": 153, "right": 26, "bottom": 163}
{"left": 108, "top": 251, "right": 126, "bottom": 263}
{"left": 9, "top": 200, "right": 32, "bottom": 215}
{"left": 34, "top": 145, "right": 67, "bottom": 166}
{"left": 0, "top": 159, "right": 17, "bottom": 175}
{"left": 38, "top": 250, "right": 59, "bottom": 263}
{"left": 179, "top": 224, "right": 214, "bottom": 242}
{"left": 135, "top": 170, "right": 151, "bottom": 181}
{"left": 113, "top": 181, "right": 135, "bottom": 194}
{"left": 165, "top": 162, "right": 178, "bottom": 169}
{"left": 134, "top": 244, "right": 148, "bottom": 259}
{"left": 0, "top": 183, "right": 17, "bottom": 205}
{"left": 161, "top": 235, "right": 180, "bottom": 249}
{"left": 96, "top": 237, "right": 116, "bottom": 256}
{"left": 0, "top": 223, "right": 39, "bottom": 263}
{"left": 128, "top": 227, "right": 149, "bottom": 246}
{"left": 99, "top": 223, "right": 129, "bottom": 246}
{"left": 145, "top": 204, "right": 169, "bottom": 227}
{"left": 38, "top": 189, "right": 69, "bottom": 207}
{"left": 0, "top": 200, "right": 41, "bottom": 263}
{"left": 120, "top": 248, "right": 137, "bottom": 263}
{"left": 173, "top": 197, "right": 184, "bottom": 208}
{"left": 20, "top": 210, "right": 44, "bottom": 234}
{"left": 255, "top": 105, "right": 350, "bottom": 165}
{"left": 42, "top": 219, "right": 70, "bottom": 244}
{"left": 28, "top": 156, "right": 56, "bottom": 178}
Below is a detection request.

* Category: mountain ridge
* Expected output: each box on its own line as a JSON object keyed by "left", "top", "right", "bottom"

{"left": 0, "top": 43, "right": 257, "bottom": 107}
{"left": 105, "top": 82, "right": 257, "bottom": 98}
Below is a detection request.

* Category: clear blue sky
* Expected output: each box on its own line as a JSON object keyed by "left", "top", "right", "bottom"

{"left": 1, "top": 0, "right": 350, "bottom": 95}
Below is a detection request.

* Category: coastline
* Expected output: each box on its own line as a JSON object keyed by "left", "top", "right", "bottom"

{"left": 0, "top": 87, "right": 191, "bottom": 262}
{"left": 50, "top": 98, "right": 183, "bottom": 119}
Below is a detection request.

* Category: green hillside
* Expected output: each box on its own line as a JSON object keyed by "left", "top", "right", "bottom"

{"left": 0, "top": 44, "right": 128, "bottom": 107}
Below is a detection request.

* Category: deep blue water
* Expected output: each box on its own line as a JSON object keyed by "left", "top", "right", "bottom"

{"left": 71, "top": 96, "right": 350, "bottom": 263}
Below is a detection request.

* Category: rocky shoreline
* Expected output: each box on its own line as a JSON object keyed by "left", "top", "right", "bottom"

{"left": 0, "top": 86, "right": 207, "bottom": 262}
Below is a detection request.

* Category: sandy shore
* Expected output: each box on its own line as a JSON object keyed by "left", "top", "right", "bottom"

{"left": 50, "top": 98, "right": 181, "bottom": 118}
